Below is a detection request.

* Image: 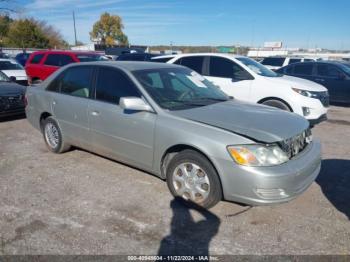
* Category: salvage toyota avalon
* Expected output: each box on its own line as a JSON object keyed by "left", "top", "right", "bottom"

{"left": 25, "top": 62, "right": 321, "bottom": 208}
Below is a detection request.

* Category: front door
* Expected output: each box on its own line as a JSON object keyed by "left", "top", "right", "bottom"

{"left": 315, "top": 64, "right": 349, "bottom": 103}
{"left": 88, "top": 66, "right": 156, "bottom": 170}
{"left": 204, "top": 56, "right": 253, "bottom": 101}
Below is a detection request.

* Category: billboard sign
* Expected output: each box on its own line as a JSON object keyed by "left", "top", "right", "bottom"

{"left": 264, "top": 42, "right": 283, "bottom": 48}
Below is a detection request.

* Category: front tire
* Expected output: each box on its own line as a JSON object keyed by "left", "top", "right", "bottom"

{"left": 42, "top": 117, "right": 70, "bottom": 153}
{"left": 261, "top": 99, "right": 291, "bottom": 111}
{"left": 166, "top": 150, "right": 222, "bottom": 208}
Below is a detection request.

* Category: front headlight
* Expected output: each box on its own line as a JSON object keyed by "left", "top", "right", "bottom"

{"left": 292, "top": 88, "right": 317, "bottom": 98}
{"left": 227, "top": 144, "right": 289, "bottom": 167}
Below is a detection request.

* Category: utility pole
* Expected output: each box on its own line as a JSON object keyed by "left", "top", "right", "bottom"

{"left": 73, "top": 11, "right": 77, "bottom": 46}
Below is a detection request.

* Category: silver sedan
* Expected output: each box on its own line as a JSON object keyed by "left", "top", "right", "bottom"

{"left": 25, "top": 62, "right": 321, "bottom": 208}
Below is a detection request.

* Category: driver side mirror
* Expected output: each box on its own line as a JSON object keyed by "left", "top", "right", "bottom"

{"left": 9, "top": 76, "right": 16, "bottom": 82}
{"left": 232, "top": 71, "right": 254, "bottom": 82}
{"left": 119, "top": 97, "right": 154, "bottom": 113}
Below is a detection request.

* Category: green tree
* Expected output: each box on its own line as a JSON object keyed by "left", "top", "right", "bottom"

{"left": 5, "top": 18, "right": 49, "bottom": 48}
{"left": 36, "top": 20, "right": 69, "bottom": 49}
{"left": 0, "top": 15, "right": 12, "bottom": 42}
{"left": 90, "top": 12, "right": 128, "bottom": 46}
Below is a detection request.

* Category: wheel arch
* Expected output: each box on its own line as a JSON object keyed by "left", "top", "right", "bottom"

{"left": 257, "top": 97, "right": 293, "bottom": 112}
{"left": 39, "top": 112, "right": 52, "bottom": 131}
{"left": 160, "top": 144, "right": 223, "bottom": 197}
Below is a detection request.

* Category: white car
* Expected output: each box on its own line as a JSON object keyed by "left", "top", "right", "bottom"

{"left": 164, "top": 53, "right": 329, "bottom": 125}
{"left": 260, "top": 56, "right": 319, "bottom": 71}
{"left": 0, "top": 58, "right": 28, "bottom": 85}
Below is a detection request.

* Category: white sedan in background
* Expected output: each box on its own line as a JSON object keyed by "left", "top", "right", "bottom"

{"left": 162, "top": 53, "right": 329, "bottom": 125}
{"left": 0, "top": 58, "right": 28, "bottom": 86}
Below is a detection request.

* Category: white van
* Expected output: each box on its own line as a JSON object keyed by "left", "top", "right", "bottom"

{"left": 164, "top": 53, "right": 329, "bottom": 125}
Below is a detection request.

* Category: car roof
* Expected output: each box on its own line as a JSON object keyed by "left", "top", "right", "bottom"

{"left": 30, "top": 50, "right": 101, "bottom": 55}
{"left": 170, "top": 53, "right": 245, "bottom": 59}
{"left": 65, "top": 61, "right": 185, "bottom": 71}
{"left": 0, "top": 58, "right": 18, "bottom": 62}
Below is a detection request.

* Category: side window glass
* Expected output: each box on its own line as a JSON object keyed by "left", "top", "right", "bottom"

{"left": 60, "top": 55, "right": 74, "bottom": 66}
{"left": 95, "top": 67, "right": 140, "bottom": 104}
{"left": 209, "top": 57, "right": 252, "bottom": 80}
{"left": 46, "top": 74, "right": 62, "bottom": 92}
{"left": 209, "top": 57, "right": 234, "bottom": 78}
{"left": 60, "top": 66, "right": 93, "bottom": 98}
{"left": 44, "top": 54, "right": 60, "bottom": 66}
{"left": 318, "top": 65, "right": 341, "bottom": 78}
{"left": 30, "top": 54, "right": 44, "bottom": 64}
{"left": 289, "top": 59, "right": 301, "bottom": 64}
{"left": 179, "top": 56, "right": 204, "bottom": 74}
{"left": 294, "top": 64, "right": 313, "bottom": 76}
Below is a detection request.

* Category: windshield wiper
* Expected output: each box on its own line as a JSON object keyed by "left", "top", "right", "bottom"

{"left": 194, "top": 97, "right": 229, "bottom": 102}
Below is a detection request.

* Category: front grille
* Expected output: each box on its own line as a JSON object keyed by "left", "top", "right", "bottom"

{"left": 279, "top": 128, "right": 312, "bottom": 159}
{"left": 0, "top": 95, "right": 24, "bottom": 111}
{"left": 316, "top": 91, "right": 329, "bottom": 107}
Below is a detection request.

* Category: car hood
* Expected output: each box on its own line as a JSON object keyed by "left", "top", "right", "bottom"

{"left": 264, "top": 75, "right": 327, "bottom": 92}
{"left": 171, "top": 100, "right": 309, "bottom": 143}
{"left": 2, "top": 69, "right": 28, "bottom": 79}
{"left": 0, "top": 82, "right": 26, "bottom": 94}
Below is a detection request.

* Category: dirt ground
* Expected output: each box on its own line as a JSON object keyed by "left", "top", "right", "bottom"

{"left": 0, "top": 106, "right": 349, "bottom": 256}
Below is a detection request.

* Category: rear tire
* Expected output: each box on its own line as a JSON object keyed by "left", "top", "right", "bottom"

{"left": 42, "top": 117, "right": 70, "bottom": 153}
{"left": 166, "top": 150, "right": 222, "bottom": 208}
{"left": 261, "top": 99, "right": 291, "bottom": 111}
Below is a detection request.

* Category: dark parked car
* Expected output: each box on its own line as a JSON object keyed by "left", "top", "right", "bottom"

{"left": 15, "top": 52, "right": 31, "bottom": 66}
{"left": 116, "top": 53, "right": 159, "bottom": 61}
{"left": 277, "top": 61, "right": 350, "bottom": 104}
{"left": 0, "top": 71, "right": 26, "bottom": 118}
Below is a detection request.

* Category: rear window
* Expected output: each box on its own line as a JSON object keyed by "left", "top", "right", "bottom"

{"left": 30, "top": 54, "right": 44, "bottom": 64}
{"left": 294, "top": 64, "right": 313, "bottom": 75}
{"left": 261, "top": 57, "right": 285, "bottom": 67}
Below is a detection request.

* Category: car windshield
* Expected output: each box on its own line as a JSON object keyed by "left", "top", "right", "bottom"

{"left": 0, "top": 71, "right": 10, "bottom": 82}
{"left": 0, "top": 60, "right": 24, "bottom": 70}
{"left": 237, "top": 57, "right": 281, "bottom": 77}
{"left": 133, "top": 67, "right": 229, "bottom": 110}
{"left": 76, "top": 54, "right": 109, "bottom": 62}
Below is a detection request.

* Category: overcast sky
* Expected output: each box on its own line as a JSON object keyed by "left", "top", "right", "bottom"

{"left": 12, "top": 0, "right": 350, "bottom": 49}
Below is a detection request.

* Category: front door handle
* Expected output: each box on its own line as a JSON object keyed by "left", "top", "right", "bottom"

{"left": 315, "top": 78, "right": 325, "bottom": 82}
{"left": 91, "top": 111, "right": 100, "bottom": 116}
{"left": 52, "top": 100, "right": 56, "bottom": 105}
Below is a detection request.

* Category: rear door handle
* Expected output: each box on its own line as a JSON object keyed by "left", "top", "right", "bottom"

{"left": 52, "top": 100, "right": 56, "bottom": 105}
{"left": 91, "top": 111, "right": 100, "bottom": 116}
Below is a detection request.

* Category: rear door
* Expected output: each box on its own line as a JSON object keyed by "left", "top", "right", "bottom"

{"left": 315, "top": 64, "right": 349, "bottom": 103}
{"left": 50, "top": 66, "right": 93, "bottom": 148}
{"left": 291, "top": 63, "right": 315, "bottom": 81}
{"left": 205, "top": 56, "right": 253, "bottom": 100}
{"left": 42, "top": 54, "right": 74, "bottom": 80}
{"left": 88, "top": 66, "right": 156, "bottom": 170}
{"left": 25, "top": 53, "right": 45, "bottom": 81}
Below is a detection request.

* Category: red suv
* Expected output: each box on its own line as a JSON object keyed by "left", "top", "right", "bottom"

{"left": 25, "top": 50, "right": 107, "bottom": 83}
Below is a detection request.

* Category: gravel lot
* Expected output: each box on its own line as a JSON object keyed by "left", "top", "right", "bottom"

{"left": 0, "top": 106, "right": 349, "bottom": 256}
